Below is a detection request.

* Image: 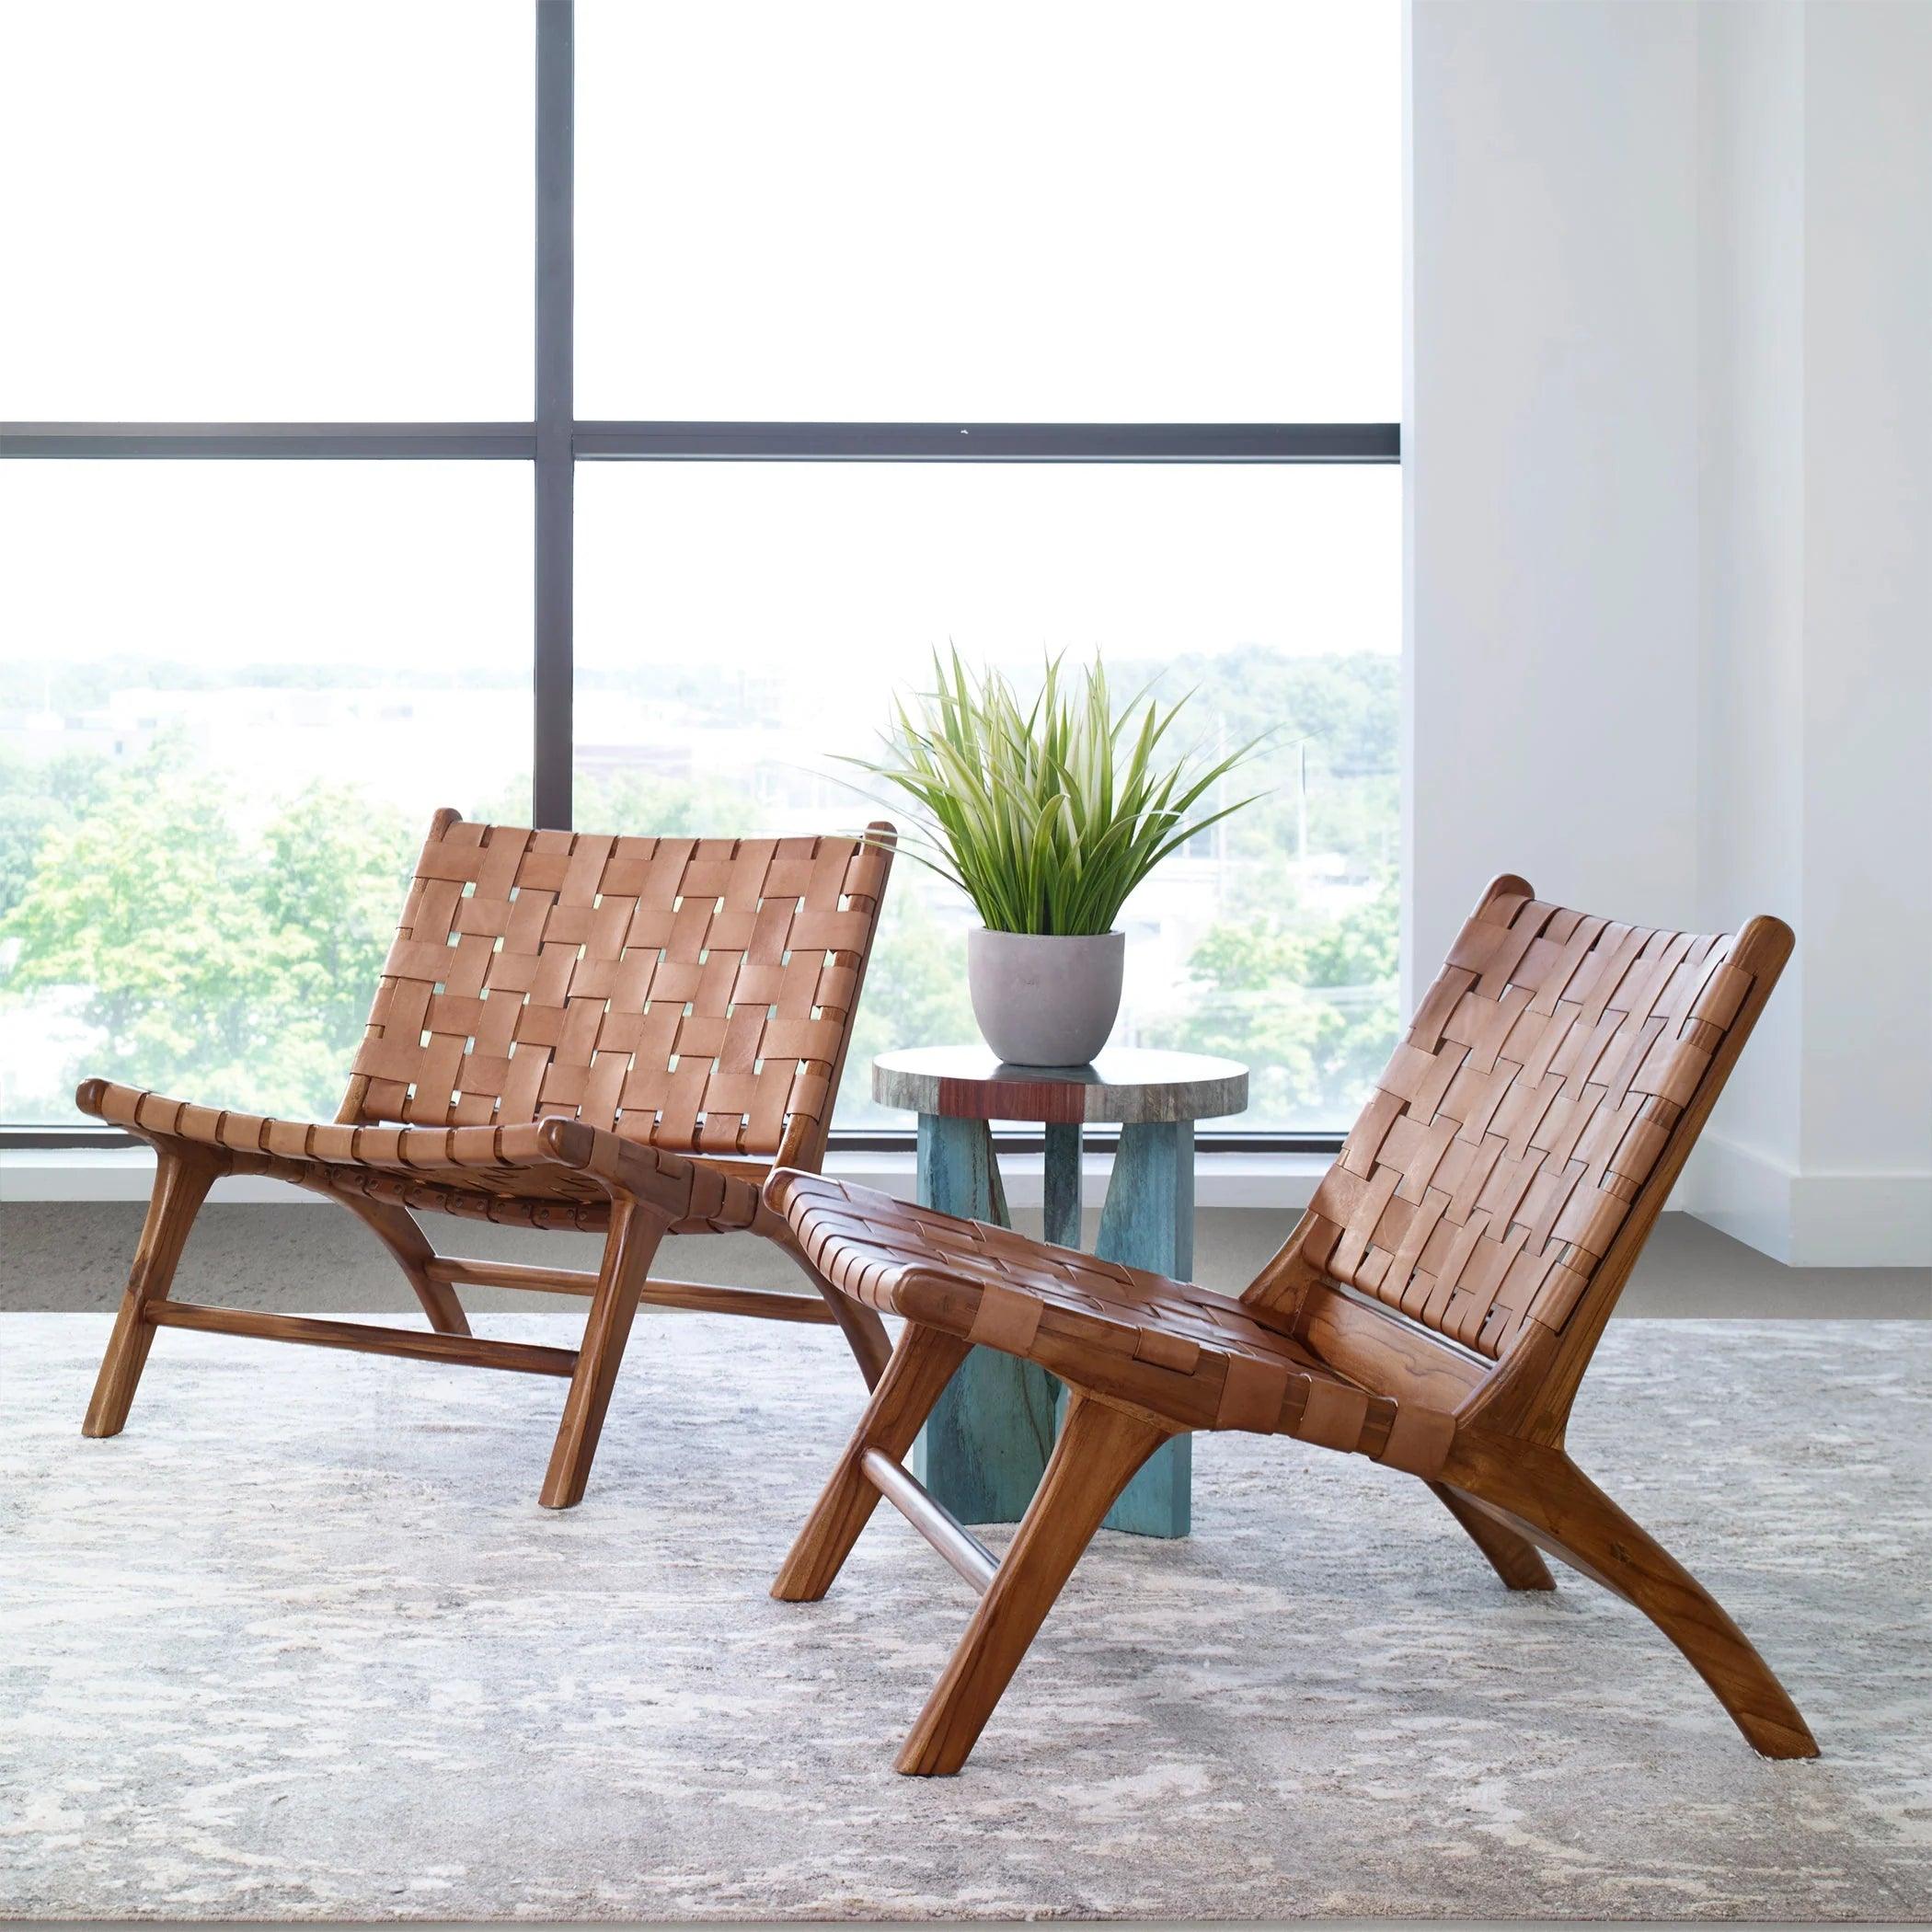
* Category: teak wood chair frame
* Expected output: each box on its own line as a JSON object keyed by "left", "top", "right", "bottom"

{"left": 770, "top": 876, "right": 1819, "bottom": 1773}
{"left": 79, "top": 810, "right": 896, "bottom": 1509}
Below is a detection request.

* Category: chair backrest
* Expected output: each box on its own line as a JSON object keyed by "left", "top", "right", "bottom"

{"left": 1294, "top": 878, "right": 1788, "bottom": 1374}
{"left": 340, "top": 811, "right": 893, "bottom": 1166}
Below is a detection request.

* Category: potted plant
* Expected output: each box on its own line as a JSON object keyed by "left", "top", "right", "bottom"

{"left": 849, "top": 650, "right": 1266, "bottom": 1066}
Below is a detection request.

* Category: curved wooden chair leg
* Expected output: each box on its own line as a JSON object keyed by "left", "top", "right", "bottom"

{"left": 539, "top": 1198, "right": 666, "bottom": 1511}
{"left": 774, "top": 1323, "right": 971, "bottom": 1603}
{"left": 336, "top": 1194, "right": 470, "bottom": 1336}
{"left": 1453, "top": 1455, "right": 1819, "bottom": 1758}
{"left": 898, "top": 1393, "right": 1173, "bottom": 1777}
{"left": 1428, "top": 1479, "right": 1555, "bottom": 1591}
{"left": 83, "top": 1147, "right": 220, "bottom": 1438}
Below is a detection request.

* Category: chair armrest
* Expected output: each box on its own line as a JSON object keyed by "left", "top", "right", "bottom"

{"left": 535, "top": 1118, "right": 765, "bottom": 1229}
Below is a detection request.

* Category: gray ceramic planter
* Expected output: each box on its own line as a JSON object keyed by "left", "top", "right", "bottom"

{"left": 966, "top": 927, "right": 1125, "bottom": 1067}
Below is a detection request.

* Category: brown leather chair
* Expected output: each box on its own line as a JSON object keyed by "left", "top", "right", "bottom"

{"left": 769, "top": 876, "right": 1816, "bottom": 1773}
{"left": 79, "top": 810, "right": 896, "bottom": 1509}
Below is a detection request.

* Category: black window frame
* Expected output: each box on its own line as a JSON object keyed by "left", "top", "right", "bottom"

{"left": 0, "top": 0, "right": 1397, "bottom": 1156}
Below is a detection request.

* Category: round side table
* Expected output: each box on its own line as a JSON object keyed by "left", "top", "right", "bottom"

{"left": 871, "top": 1045, "right": 1248, "bottom": 1540}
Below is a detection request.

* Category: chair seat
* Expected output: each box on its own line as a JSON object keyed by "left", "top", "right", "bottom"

{"left": 79, "top": 1078, "right": 768, "bottom": 1234}
{"left": 770, "top": 1170, "right": 1451, "bottom": 1466}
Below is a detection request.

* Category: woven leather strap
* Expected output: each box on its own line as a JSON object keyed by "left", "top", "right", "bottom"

{"left": 1301, "top": 896, "right": 1753, "bottom": 1359}
{"left": 349, "top": 816, "right": 891, "bottom": 1158}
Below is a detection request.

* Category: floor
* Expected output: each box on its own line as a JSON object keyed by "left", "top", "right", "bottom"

{"left": 1, "top": 1311, "right": 1926, "bottom": 1922}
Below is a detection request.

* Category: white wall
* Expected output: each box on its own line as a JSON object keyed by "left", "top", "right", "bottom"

{"left": 1791, "top": 2, "right": 1932, "bottom": 1259}
{"left": 1409, "top": 0, "right": 1932, "bottom": 1264}
{"left": 1695, "top": 0, "right": 1808, "bottom": 1234}
{"left": 1405, "top": 0, "right": 1702, "bottom": 989}
{"left": 1696, "top": 0, "right": 1932, "bottom": 1262}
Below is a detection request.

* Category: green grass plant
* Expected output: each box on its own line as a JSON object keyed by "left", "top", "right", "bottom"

{"left": 845, "top": 649, "right": 1267, "bottom": 936}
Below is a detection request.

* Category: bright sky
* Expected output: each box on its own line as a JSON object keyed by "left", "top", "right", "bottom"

{"left": 575, "top": 0, "right": 1401, "bottom": 420}
{"left": 0, "top": 0, "right": 534, "bottom": 420}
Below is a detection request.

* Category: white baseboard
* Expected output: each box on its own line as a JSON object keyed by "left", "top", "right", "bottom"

{"left": 1685, "top": 1133, "right": 1932, "bottom": 1267}
{"left": 0, "top": 1145, "right": 1327, "bottom": 1214}
{"left": 1679, "top": 1134, "right": 1799, "bottom": 1262}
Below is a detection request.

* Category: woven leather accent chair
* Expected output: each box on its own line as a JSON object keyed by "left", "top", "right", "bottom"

{"left": 80, "top": 810, "right": 895, "bottom": 1509}
{"left": 770, "top": 876, "right": 1817, "bottom": 1773}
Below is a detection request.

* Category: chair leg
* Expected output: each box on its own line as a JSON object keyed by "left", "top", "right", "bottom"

{"left": 1427, "top": 1479, "right": 1556, "bottom": 1591}
{"left": 897, "top": 1391, "right": 1173, "bottom": 1777}
{"left": 773, "top": 1322, "right": 971, "bottom": 1603}
{"left": 336, "top": 1194, "right": 470, "bottom": 1336}
{"left": 83, "top": 1147, "right": 219, "bottom": 1438}
{"left": 1449, "top": 1456, "right": 1819, "bottom": 1758}
{"left": 538, "top": 1198, "right": 665, "bottom": 1511}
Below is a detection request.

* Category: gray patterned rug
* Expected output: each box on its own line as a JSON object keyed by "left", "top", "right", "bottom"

{"left": 0, "top": 1313, "right": 1926, "bottom": 1922}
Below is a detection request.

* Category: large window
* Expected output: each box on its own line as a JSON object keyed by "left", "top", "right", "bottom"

{"left": 0, "top": 1, "right": 532, "bottom": 417}
{"left": 0, "top": 464, "right": 532, "bottom": 1125}
{"left": 574, "top": 1, "right": 1397, "bottom": 420}
{"left": 1, "top": 0, "right": 1398, "bottom": 1143}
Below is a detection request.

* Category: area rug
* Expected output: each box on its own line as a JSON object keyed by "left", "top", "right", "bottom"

{"left": 1, "top": 1313, "right": 1926, "bottom": 1922}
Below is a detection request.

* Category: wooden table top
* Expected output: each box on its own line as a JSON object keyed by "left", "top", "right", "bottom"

{"left": 871, "top": 1046, "right": 1248, "bottom": 1126}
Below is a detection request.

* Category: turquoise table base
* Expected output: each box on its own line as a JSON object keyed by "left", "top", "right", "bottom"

{"left": 911, "top": 1113, "right": 1195, "bottom": 1538}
